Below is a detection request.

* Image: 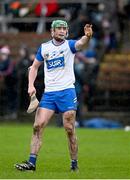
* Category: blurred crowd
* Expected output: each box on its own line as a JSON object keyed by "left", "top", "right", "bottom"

{"left": 1, "top": 0, "right": 127, "bottom": 48}
{"left": 0, "top": 44, "right": 44, "bottom": 119}
{"left": 0, "top": 0, "right": 129, "bottom": 51}
{"left": 0, "top": 0, "right": 130, "bottom": 121}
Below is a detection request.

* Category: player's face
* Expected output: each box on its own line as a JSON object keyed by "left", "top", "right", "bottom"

{"left": 52, "top": 26, "right": 68, "bottom": 41}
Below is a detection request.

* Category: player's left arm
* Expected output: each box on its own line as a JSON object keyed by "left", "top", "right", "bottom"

{"left": 75, "top": 24, "right": 93, "bottom": 51}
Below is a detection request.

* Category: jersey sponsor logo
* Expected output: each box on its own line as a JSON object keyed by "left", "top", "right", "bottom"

{"left": 46, "top": 56, "right": 65, "bottom": 70}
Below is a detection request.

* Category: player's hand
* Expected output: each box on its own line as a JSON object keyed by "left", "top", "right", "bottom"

{"left": 28, "top": 85, "right": 36, "bottom": 97}
{"left": 84, "top": 24, "right": 93, "bottom": 38}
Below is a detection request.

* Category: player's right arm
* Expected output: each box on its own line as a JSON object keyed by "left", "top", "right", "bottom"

{"left": 28, "top": 59, "right": 42, "bottom": 96}
{"left": 28, "top": 45, "right": 44, "bottom": 96}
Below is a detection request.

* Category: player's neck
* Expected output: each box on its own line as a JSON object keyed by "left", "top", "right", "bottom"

{"left": 52, "top": 38, "right": 65, "bottom": 46}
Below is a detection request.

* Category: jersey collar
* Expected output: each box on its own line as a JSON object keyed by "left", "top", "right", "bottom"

{"left": 52, "top": 38, "right": 65, "bottom": 46}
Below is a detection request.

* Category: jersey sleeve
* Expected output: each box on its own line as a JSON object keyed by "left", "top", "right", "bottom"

{"left": 35, "top": 45, "right": 44, "bottom": 61}
{"left": 68, "top": 40, "right": 78, "bottom": 54}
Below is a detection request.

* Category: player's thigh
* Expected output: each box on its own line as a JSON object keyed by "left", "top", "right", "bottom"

{"left": 34, "top": 107, "right": 55, "bottom": 127}
{"left": 63, "top": 110, "right": 76, "bottom": 126}
{"left": 56, "top": 88, "right": 77, "bottom": 113}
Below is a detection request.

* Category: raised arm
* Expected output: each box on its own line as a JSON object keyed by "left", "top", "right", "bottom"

{"left": 28, "top": 59, "right": 42, "bottom": 96}
{"left": 75, "top": 24, "right": 93, "bottom": 51}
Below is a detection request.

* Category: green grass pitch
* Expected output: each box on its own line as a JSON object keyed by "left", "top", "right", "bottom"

{"left": 0, "top": 123, "right": 130, "bottom": 179}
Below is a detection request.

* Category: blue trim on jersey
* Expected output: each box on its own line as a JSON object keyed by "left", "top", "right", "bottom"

{"left": 36, "top": 46, "right": 44, "bottom": 61}
{"left": 68, "top": 40, "right": 77, "bottom": 54}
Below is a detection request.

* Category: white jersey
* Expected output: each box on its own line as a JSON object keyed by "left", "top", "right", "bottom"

{"left": 36, "top": 39, "right": 78, "bottom": 92}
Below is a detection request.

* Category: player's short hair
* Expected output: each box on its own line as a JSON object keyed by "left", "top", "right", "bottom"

{"left": 51, "top": 20, "right": 68, "bottom": 29}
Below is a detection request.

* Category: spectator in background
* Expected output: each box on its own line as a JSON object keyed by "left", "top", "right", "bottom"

{"left": 123, "top": 0, "right": 130, "bottom": 19}
{"left": 29, "top": 49, "right": 44, "bottom": 101}
{"left": 17, "top": 45, "right": 31, "bottom": 112}
{"left": 58, "top": 2, "right": 81, "bottom": 22}
{"left": 76, "top": 40, "right": 99, "bottom": 111}
{"left": 34, "top": 0, "right": 59, "bottom": 17}
{"left": 9, "top": 1, "right": 21, "bottom": 17}
{"left": 0, "top": 45, "right": 18, "bottom": 119}
{"left": 17, "top": 47, "right": 44, "bottom": 112}
{"left": 74, "top": 57, "right": 84, "bottom": 127}
{"left": 69, "top": 10, "right": 90, "bottom": 39}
